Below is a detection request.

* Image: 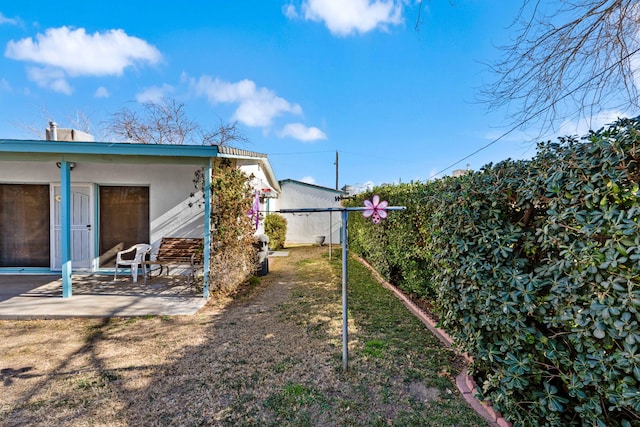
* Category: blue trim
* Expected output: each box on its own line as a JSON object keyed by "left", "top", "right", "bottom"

{"left": 0, "top": 268, "right": 53, "bottom": 274}
{"left": 60, "top": 161, "right": 72, "bottom": 298}
{"left": 0, "top": 139, "right": 219, "bottom": 158}
{"left": 202, "top": 159, "right": 212, "bottom": 299}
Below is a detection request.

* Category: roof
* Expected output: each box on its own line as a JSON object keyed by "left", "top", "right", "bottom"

{"left": 279, "top": 179, "right": 345, "bottom": 194}
{"left": 216, "top": 145, "right": 267, "bottom": 159}
{"left": 0, "top": 139, "right": 219, "bottom": 158}
{"left": 0, "top": 138, "right": 281, "bottom": 191}
{"left": 218, "top": 145, "right": 279, "bottom": 193}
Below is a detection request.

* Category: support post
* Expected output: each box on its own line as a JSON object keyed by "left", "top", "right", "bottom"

{"left": 341, "top": 209, "right": 349, "bottom": 371}
{"left": 60, "top": 161, "right": 72, "bottom": 298}
{"left": 203, "top": 159, "right": 212, "bottom": 299}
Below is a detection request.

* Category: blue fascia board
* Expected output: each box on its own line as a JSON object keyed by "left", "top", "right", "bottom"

{"left": 0, "top": 139, "right": 219, "bottom": 158}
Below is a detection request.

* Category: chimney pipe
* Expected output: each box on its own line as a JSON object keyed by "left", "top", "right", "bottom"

{"left": 48, "top": 121, "right": 57, "bottom": 141}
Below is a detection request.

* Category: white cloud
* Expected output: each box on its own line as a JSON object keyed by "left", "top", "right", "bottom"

{"left": 278, "top": 123, "right": 327, "bottom": 142}
{"left": 300, "top": 176, "right": 316, "bottom": 184}
{"left": 289, "top": 0, "right": 406, "bottom": 36}
{"left": 136, "top": 83, "right": 174, "bottom": 103}
{"left": 5, "top": 26, "right": 161, "bottom": 77}
{"left": 283, "top": 4, "right": 299, "bottom": 19}
{"left": 94, "top": 86, "right": 109, "bottom": 98}
{"left": 26, "top": 66, "right": 71, "bottom": 94}
{"left": 353, "top": 181, "right": 374, "bottom": 193}
{"left": 483, "top": 109, "right": 629, "bottom": 145}
{"left": 191, "top": 75, "right": 303, "bottom": 127}
{"left": 555, "top": 110, "right": 628, "bottom": 137}
{"left": 0, "top": 12, "right": 17, "bottom": 25}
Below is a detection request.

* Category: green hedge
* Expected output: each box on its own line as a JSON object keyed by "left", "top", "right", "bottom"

{"left": 347, "top": 117, "right": 640, "bottom": 426}
{"left": 264, "top": 214, "right": 287, "bottom": 250}
{"left": 349, "top": 182, "right": 437, "bottom": 300}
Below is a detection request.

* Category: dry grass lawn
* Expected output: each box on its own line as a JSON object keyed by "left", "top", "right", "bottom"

{"left": 0, "top": 246, "right": 486, "bottom": 426}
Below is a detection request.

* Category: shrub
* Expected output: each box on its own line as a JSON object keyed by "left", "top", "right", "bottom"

{"left": 348, "top": 117, "right": 640, "bottom": 427}
{"left": 192, "top": 159, "right": 257, "bottom": 292}
{"left": 264, "top": 214, "right": 287, "bottom": 250}
{"left": 347, "top": 182, "right": 436, "bottom": 300}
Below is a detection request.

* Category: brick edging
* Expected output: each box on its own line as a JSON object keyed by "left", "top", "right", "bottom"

{"left": 355, "top": 256, "right": 511, "bottom": 427}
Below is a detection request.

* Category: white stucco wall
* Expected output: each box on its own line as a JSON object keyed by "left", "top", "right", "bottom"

{"left": 238, "top": 161, "right": 279, "bottom": 236}
{"left": 0, "top": 160, "right": 205, "bottom": 254}
{"left": 277, "top": 180, "right": 343, "bottom": 245}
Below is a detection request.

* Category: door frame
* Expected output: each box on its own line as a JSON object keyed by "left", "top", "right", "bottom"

{"left": 50, "top": 183, "right": 95, "bottom": 271}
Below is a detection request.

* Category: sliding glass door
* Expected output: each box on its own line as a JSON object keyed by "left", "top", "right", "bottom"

{"left": 0, "top": 184, "right": 50, "bottom": 267}
{"left": 98, "top": 186, "right": 150, "bottom": 267}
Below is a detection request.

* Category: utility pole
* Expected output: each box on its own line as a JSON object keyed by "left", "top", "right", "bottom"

{"left": 335, "top": 150, "right": 339, "bottom": 190}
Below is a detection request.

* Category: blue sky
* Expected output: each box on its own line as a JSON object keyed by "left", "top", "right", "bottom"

{"left": 0, "top": 1, "right": 626, "bottom": 190}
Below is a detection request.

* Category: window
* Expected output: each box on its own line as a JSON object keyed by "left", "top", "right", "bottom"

{"left": 0, "top": 184, "right": 50, "bottom": 267}
{"left": 98, "top": 186, "right": 150, "bottom": 267}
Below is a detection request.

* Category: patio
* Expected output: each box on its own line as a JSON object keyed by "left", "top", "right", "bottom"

{"left": 0, "top": 274, "right": 207, "bottom": 319}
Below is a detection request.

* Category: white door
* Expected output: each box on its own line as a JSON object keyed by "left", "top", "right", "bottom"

{"left": 51, "top": 185, "right": 94, "bottom": 270}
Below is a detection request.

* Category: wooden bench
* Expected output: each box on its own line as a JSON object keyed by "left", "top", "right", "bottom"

{"left": 146, "top": 237, "right": 204, "bottom": 286}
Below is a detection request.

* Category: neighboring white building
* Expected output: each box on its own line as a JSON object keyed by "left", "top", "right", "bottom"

{"left": 276, "top": 179, "right": 345, "bottom": 245}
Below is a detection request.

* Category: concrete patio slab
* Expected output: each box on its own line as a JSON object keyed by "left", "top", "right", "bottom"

{"left": 0, "top": 274, "right": 207, "bottom": 319}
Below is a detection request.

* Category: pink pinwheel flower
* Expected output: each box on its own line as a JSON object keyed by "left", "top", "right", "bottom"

{"left": 363, "top": 195, "right": 388, "bottom": 224}
{"left": 247, "top": 191, "right": 260, "bottom": 230}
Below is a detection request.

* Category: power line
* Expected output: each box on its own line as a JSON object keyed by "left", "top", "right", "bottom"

{"left": 431, "top": 46, "right": 640, "bottom": 179}
{"left": 268, "top": 150, "right": 335, "bottom": 156}
{"left": 430, "top": 127, "right": 516, "bottom": 178}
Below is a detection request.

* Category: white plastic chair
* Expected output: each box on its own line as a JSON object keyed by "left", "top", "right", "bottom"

{"left": 114, "top": 243, "right": 152, "bottom": 283}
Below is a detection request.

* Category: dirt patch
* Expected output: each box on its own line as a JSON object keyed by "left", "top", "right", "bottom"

{"left": 0, "top": 246, "right": 485, "bottom": 426}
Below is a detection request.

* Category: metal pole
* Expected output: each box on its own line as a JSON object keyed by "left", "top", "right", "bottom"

{"left": 202, "top": 158, "right": 212, "bottom": 299}
{"left": 329, "top": 213, "right": 332, "bottom": 259}
{"left": 277, "top": 205, "right": 405, "bottom": 372}
{"left": 341, "top": 209, "right": 349, "bottom": 371}
{"left": 60, "top": 161, "right": 72, "bottom": 298}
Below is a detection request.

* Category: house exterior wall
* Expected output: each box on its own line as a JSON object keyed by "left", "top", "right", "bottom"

{"left": 237, "top": 161, "right": 279, "bottom": 235}
{"left": 277, "top": 180, "right": 343, "bottom": 245}
{"left": 238, "top": 162, "right": 266, "bottom": 188}
{"left": 0, "top": 160, "right": 204, "bottom": 268}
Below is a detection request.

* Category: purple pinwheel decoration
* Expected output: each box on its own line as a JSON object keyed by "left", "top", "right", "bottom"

{"left": 247, "top": 190, "right": 260, "bottom": 230}
{"left": 363, "top": 195, "right": 388, "bottom": 224}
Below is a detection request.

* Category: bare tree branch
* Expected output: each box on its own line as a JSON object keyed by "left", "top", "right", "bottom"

{"left": 201, "top": 119, "right": 248, "bottom": 146}
{"left": 479, "top": 0, "right": 640, "bottom": 135}
{"left": 14, "top": 105, "right": 104, "bottom": 140}
{"left": 110, "top": 98, "right": 199, "bottom": 145}
{"left": 109, "top": 98, "right": 247, "bottom": 146}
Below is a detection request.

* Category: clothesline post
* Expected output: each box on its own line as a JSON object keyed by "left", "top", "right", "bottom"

{"left": 341, "top": 208, "right": 349, "bottom": 371}
{"left": 279, "top": 198, "right": 405, "bottom": 371}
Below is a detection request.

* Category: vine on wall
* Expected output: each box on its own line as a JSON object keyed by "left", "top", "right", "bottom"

{"left": 193, "top": 159, "right": 258, "bottom": 292}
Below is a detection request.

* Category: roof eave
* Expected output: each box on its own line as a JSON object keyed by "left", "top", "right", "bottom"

{"left": 0, "top": 139, "right": 219, "bottom": 158}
